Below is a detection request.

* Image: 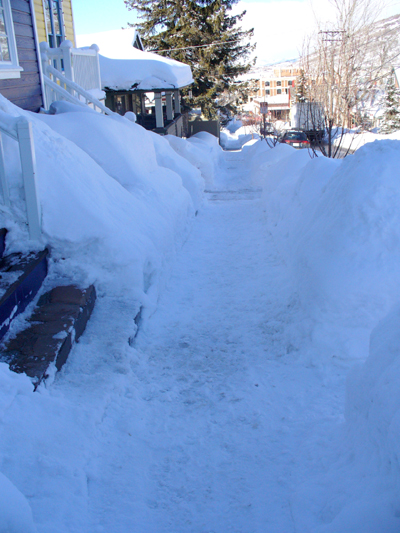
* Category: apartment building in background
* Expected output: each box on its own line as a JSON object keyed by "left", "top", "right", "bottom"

{"left": 247, "top": 63, "right": 300, "bottom": 121}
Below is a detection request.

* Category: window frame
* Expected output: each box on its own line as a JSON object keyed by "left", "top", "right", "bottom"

{"left": 43, "top": 0, "right": 65, "bottom": 48}
{"left": 0, "top": 0, "right": 23, "bottom": 79}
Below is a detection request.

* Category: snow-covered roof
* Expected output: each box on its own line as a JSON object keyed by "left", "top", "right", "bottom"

{"left": 77, "top": 28, "right": 193, "bottom": 91}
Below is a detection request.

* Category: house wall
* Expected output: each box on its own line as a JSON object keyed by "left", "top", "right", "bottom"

{"left": 33, "top": 0, "right": 45, "bottom": 43}
{"left": 34, "top": 0, "right": 75, "bottom": 46}
{"left": 0, "top": 0, "right": 43, "bottom": 112}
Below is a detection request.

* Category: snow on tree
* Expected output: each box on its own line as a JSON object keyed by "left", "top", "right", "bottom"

{"left": 293, "top": 69, "right": 308, "bottom": 104}
{"left": 381, "top": 70, "right": 400, "bottom": 133}
{"left": 124, "top": 0, "right": 255, "bottom": 119}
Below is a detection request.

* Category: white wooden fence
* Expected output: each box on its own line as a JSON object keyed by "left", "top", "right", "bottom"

{"left": 0, "top": 114, "right": 41, "bottom": 240}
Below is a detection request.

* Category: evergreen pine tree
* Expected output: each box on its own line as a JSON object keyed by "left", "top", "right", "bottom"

{"left": 125, "top": 0, "right": 255, "bottom": 118}
{"left": 381, "top": 70, "right": 400, "bottom": 134}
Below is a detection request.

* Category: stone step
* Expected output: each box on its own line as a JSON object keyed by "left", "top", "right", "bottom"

{"left": 3, "top": 285, "right": 96, "bottom": 388}
{"left": 0, "top": 249, "right": 48, "bottom": 341}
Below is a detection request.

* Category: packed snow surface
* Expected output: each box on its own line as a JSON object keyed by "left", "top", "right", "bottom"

{"left": 0, "top": 98, "right": 400, "bottom": 532}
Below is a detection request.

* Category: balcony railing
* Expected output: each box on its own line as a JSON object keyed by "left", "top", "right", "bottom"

{"left": 0, "top": 114, "right": 41, "bottom": 240}
{"left": 40, "top": 40, "right": 106, "bottom": 111}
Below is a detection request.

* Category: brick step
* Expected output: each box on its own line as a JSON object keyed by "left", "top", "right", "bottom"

{"left": 0, "top": 229, "right": 7, "bottom": 259}
{"left": 3, "top": 285, "right": 96, "bottom": 388}
{"left": 0, "top": 249, "right": 48, "bottom": 341}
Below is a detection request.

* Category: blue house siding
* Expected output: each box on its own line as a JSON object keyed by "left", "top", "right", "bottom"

{"left": 0, "top": 0, "right": 43, "bottom": 112}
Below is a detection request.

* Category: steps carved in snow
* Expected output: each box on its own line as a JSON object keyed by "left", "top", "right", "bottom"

{"left": 205, "top": 188, "right": 262, "bottom": 201}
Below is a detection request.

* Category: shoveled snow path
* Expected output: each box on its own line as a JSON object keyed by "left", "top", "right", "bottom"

{"left": 38, "top": 151, "right": 347, "bottom": 532}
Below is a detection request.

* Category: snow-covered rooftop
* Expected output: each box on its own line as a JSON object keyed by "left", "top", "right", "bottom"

{"left": 77, "top": 28, "right": 194, "bottom": 91}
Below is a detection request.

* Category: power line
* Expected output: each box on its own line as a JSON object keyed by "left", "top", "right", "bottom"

{"left": 148, "top": 39, "right": 238, "bottom": 53}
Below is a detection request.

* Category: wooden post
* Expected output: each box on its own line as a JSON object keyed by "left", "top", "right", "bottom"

{"left": 0, "top": 133, "right": 9, "bottom": 207}
{"left": 60, "top": 40, "right": 74, "bottom": 94}
{"left": 16, "top": 120, "right": 41, "bottom": 240}
{"left": 40, "top": 41, "right": 51, "bottom": 109}
{"left": 166, "top": 92, "right": 174, "bottom": 121}
{"left": 154, "top": 92, "right": 164, "bottom": 128}
{"left": 174, "top": 90, "right": 180, "bottom": 115}
{"left": 140, "top": 93, "right": 146, "bottom": 115}
{"left": 90, "top": 44, "right": 102, "bottom": 95}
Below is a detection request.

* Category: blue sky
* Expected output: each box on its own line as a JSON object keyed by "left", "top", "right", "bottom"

{"left": 73, "top": 0, "right": 400, "bottom": 65}
{"left": 73, "top": 0, "right": 305, "bottom": 35}
{"left": 73, "top": 1, "right": 135, "bottom": 34}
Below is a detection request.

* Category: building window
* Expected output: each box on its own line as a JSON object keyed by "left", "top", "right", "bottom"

{"left": 277, "top": 80, "right": 282, "bottom": 86}
{"left": 45, "top": 0, "right": 64, "bottom": 48}
{"left": 0, "top": 0, "right": 22, "bottom": 79}
{"left": 277, "top": 89, "right": 281, "bottom": 94}
{"left": 285, "top": 88, "right": 288, "bottom": 94}
{"left": 115, "top": 95, "right": 127, "bottom": 115}
{"left": 265, "top": 81, "right": 270, "bottom": 87}
{"left": 288, "top": 80, "right": 293, "bottom": 86}
{"left": 265, "top": 89, "right": 270, "bottom": 95}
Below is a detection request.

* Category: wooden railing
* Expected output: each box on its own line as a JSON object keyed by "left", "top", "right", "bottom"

{"left": 164, "top": 114, "right": 185, "bottom": 137}
{"left": 40, "top": 40, "right": 107, "bottom": 111}
{"left": 42, "top": 65, "right": 113, "bottom": 115}
{"left": 0, "top": 114, "right": 41, "bottom": 240}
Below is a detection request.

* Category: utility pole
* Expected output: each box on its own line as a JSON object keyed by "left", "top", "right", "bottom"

{"left": 260, "top": 100, "right": 268, "bottom": 140}
{"left": 319, "top": 30, "right": 346, "bottom": 157}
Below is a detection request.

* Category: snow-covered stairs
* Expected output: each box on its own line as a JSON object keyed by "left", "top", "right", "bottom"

{"left": 0, "top": 229, "right": 97, "bottom": 387}
{"left": 205, "top": 188, "right": 262, "bottom": 201}
{"left": 4, "top": 285, "right": 96, "bottom": 387}
{"left": 0, "top": 246, "right": 49, "bottom": 340}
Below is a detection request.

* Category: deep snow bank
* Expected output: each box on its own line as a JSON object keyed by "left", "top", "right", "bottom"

{"left": 0, "top": 365, "right": 37, "bottom": 533}
{"left": 346, "top": 305, "right": 400, "bottom": 499}
{"left": 0, "top": 96, "right": 212, "bottom": 528}
{"left": 251, "top": 137, "right": 400, "bottom": 527}
{"left": 306, "top": 304, "right": 400, "bottom": 533}
{"left": 166, "top": 131, "right": 222, "bottom": 187}
{"left": 245, "top": 137, "right": 400, "bottom": 530}
{"left": 294, "top": 141, "right": 400, "bottom": 329}
{"left": 254, "top": 139, "right": 400, "bottom": 333}
{"left": 0, "top": 96, "right": 206, "bottom": 309}
{"left": 337, "top": 130, "right": 400, "bottom": 152}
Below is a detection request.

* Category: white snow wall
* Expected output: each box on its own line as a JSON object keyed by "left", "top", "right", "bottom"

{"left": 0, "top": 96, "right": 205, "bottom": 315}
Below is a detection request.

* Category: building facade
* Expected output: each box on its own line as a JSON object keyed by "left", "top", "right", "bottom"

{"left": 34, "top": 0, "right": 75, "bottom": 47}
{"left": 0, "top": 0, "right": 76, "bottom": 113}
{"left": 0, "top": 0, "right": 44, "bottom": 112}
{"left": 252, "top": 66, "right": 300, "bottom": 121}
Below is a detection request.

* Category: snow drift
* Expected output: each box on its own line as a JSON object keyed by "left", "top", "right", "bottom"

{"left": 0, "top": 96, "right": 207, "bottom": 309}
{"left": 253, "top": 139, "right": 400, "bottom": 334}
{"left": 166, "top": 131, "right": 223, "bottom": 187}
